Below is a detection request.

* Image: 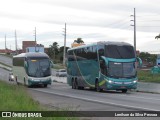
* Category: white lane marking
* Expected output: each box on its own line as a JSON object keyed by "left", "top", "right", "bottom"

{"left": 32, "top": 89, "right": 160, "bottom": 111}
{"left": 115, "top": 94, "right": 160, "bottom": 101}
{"left": 97, "top": 93, "right": 160, "bottom": 101}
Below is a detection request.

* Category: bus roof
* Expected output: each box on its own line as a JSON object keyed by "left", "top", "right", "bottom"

{"left": 68, "top": 41, "right": 132, "bottom": 51}
{"left": 13, "top": 52, "right": 49, "bottom": 58}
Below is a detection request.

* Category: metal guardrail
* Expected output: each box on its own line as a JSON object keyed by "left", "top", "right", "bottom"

{"left": 0, "top": 64, "right": 12, "bottom": 71}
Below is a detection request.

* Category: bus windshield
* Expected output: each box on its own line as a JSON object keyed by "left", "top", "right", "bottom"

{"left": 108, "top": 62, "right": 136, "bottom": 78}
{"left": 27, "top": 58, "right": 51, "bottom": 77}
{"left": 105, "top": 45, "right": 135, "bottom": 59}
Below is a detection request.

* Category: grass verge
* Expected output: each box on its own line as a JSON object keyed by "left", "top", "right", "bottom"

{"left": 53, "top": 64, "right": 65, "bottom": 70}
{"left": 0, "top": 80, "right": 77, "bottom": 120}
{"left": 138, "top": 70, "right": 160, "bottom": 83}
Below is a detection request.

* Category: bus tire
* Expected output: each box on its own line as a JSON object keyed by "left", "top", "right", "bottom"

{"left": 72, "top": 79, "right": 75, "bottom": 89}
{"left": 75, "top": 79, "right": 78, "bottom": 89}
{"left": 122, "top": 89, "right": 127, "bottom": 93}
{"left": 78, "top": 86, "right": 84, "bottom": 90}
{"left": 44, "top": 84, "right": 47, "bottom": 88}
{"left": 95, "top": 80, "right": 100, "bottom": 92}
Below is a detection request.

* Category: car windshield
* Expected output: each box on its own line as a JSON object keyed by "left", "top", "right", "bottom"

{"left": 60, "top": 69, "right": 66, "bottom": 72}
{"left": 27, "top": 58, "right": 51, "bottom": 77}
{"left": 108, "top": 62, "right": 136, "bottom": 78}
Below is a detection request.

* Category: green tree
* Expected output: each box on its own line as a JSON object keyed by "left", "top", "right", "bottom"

{"left": 139, "top": 52, "right": 156, "bottom": 66}
{"left": 74, "top": 38, "right": 84, "bottom": 44}
{"left": 155, "top": 34, "right": 160, "bottom": 39}
{"left": 59, "top": 46, "right": 70, "bottom": 61}
{"left": 47, "top": 42, "right": 59, "bottom": 59}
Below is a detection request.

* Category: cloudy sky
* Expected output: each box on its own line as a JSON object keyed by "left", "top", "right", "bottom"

{"left": 0, "top": 0, "right": 160, "bottom": 53}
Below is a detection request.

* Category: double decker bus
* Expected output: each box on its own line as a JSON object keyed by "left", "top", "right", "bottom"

{"left": 67, "top": 41, "right": 142, "bottom": 93}
{"left": 13, "top": 52, "right": 53, "bottom": 87}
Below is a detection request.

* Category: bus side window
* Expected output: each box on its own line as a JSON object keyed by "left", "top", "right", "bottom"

{"left": 98, "top": 45, "right": 104, "bottom": 56}
{"left": 99, "top": 49, "right": 104, "bottom": 56}
{"left": 93, "top": 46, "right": 97, "bottom": 60}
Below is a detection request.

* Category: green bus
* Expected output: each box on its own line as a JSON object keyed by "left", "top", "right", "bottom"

{"left": 13, "top": 52, "right": 52, "bottom": 87}
{"left": 67, "top": 41, "right": 142, "bottom": 93}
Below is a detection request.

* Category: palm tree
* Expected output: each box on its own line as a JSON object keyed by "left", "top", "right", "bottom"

{"left": 48, "top": 42, "right": 59, "bottom": 59}
{"left": 155, "top": 34, "right": 160, "bottom": 40}
{"left": 74, "top": 38, "right": 84, "bottom": 44}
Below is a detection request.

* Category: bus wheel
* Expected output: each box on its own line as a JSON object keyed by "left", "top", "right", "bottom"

{"left": 122, "top": 89, "right": 127, "bottom": 93}
{"left": 72, "top": 79, "right": 75, "bottom": 89}
{"left": 78, "top": 86, "right": 84, "bottom": 90}
{"left": 75, "top": 80, "right": 78, "bottom": 89}
{"left": 44, "top": 84, "right": 47, "bottom": 88}
{"left": 95, "top": 80, "right": 100, "bottom": 92}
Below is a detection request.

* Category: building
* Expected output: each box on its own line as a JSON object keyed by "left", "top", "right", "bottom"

{"left": 22, "top": 41, "right": 36, "bottom": 52}
{"left": 71, "top": 42, "right": 85, "bottom": 48}
{"left": 26, "top": 47, "right": 44, "bottom": 53}
{"left": 0, "top": 49, "right": 13, "bottom": 54}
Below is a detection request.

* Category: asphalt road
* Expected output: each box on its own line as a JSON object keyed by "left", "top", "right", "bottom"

{"left": 1, "top": 65, "right": 160, "bottom": 111}
{"left": 0, "top": 55, "right": 12, "bottom": 66}
{"left": 30, "top": 82, "right": 160, "bottom": 111}
{"left": 1, "top": 68, "right": 160, "bottom": 119}
{"left": 0, "top": 55, "right": 160, "bottom": 119}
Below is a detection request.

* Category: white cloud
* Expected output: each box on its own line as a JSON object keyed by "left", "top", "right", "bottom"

{"left": 0, "top": 0, "right": 160, "bottom": 53}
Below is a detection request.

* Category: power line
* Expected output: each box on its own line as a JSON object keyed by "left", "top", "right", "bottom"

{"left": 137, "top": 20, "right": 160, "bottom": 22}
{"left": 137, "top": 26, "right": 160, "bottom": 27}
{"left": 105, "top": 17, "right": 131, "bottom": 28}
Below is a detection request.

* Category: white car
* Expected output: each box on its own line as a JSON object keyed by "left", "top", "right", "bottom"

{"left": 56, "top": 69, "right": 67, "bottom": 77}
{"left": 9, "top": 72, "right": 14, "bottom": 81}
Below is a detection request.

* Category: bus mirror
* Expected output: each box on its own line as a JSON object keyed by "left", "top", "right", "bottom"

{"left": 136, "top": 57, "right": 142, "bottom": 68}
{"left": 100, "top": 56, "right": 108, "bottom": 65}
{"left": 100, "top": 60, "right": 103, "bottom": 64}
{"left": 50, "top": 60, "right": 54, "bottom": 68}
{"left": 24, "top": 61, "right": 28, "bottom": 68}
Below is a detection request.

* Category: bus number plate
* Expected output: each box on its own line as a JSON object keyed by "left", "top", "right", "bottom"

{"left": 121, "top": 86, "right": 126, "bottom": 88}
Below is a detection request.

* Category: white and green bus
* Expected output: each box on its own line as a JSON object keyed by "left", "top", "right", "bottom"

{"left": 13, "top": 52, "right": 52, "bottom": 87}
{"left": 67, "top": 41, "right": 142, "bottom": 93}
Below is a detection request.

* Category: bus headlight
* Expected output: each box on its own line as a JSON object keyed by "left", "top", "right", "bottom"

{"left": 108, "top": 80, "right": 114, "bottom": 84}
{"left": 11, "top": 76, "right": 14, "bottom": 79}
{"left": 133, "top": 80, "right": 137, "bottom": 83}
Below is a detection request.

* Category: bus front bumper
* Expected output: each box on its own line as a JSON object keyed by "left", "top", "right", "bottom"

{"left": 106, "top": 81, "right": 137, "bottom": 90}
{"left": 28, "top": 78, "right": 52, "bottom": 86}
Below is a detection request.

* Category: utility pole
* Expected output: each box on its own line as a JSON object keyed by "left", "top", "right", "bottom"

{"left": 34, "top": 27, "right": 36, "bottom": 43}
{"left": 131, "top": 8, "right": 136, "bottom": 51}
{"left": 34, "top": 27, "right": 37, "bottom": 52}
{"left": 63, "top": 23, "right": 67, "bottom": 66}
{"left": 5, "top": 34, "right": 6, "bottom": 54}
{"left": 15, "top": 30, "right": 17, "bottom": 54}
